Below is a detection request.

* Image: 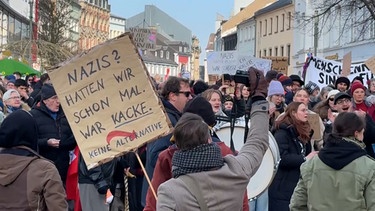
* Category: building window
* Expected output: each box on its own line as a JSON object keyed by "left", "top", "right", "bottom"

{"left": 184, "top": 47, "right": 187, "bottom": 52}
{"left": 264, "top": 19, "right": 267, "bottom": 36}
{"left": 166, "top": 51, "right": 170, "bottom": 59}
{"left": 179, "top": 46, "right": 182, "bottom": 52}
{"left": 287, "top": 44, "right": 291, "bottom": 65}
{"left": 160, "top": 50, "right": 164, "bottom": 58}
{"left": 270, "top": 18, "right": 273, "bottom": 35}
{"left": 155, "top": 51, "right": 158, "bottom": 57}
{"left": 275, "top": 16, "right": 279, "bottom": 33}
{"left": 275, "top": 47, "right": 278, "bottom": 56}
{"left": 264, "top": 49, "right": 267, "bottom": 56}
{"left": 269, "top": 48, "right": 272, "bottom": 56}
{"left": 259, "top": 21, "right": 262, "bottom": 37}
{"left": 288, "top": 12, "right": 292, "bottom": 30}
{"left": 259, "top": 50, "right": 261, "bottom": 57}
{"left": 281, "top": 46, "right": 284, "bottom": 57}
{"left": 281, "top": 14, "right": 285, "bottom": 31}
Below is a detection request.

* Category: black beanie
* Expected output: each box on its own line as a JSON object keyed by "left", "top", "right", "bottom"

{"left": 183, "top": 96, "right": 216, "bottom": 127}
{"left": 193, "top": 81, "right": 209, "bottom": 95}
{"left": 0, "top": 110, "right": 38, "bottom": 151}
{"left": 335, "top": 76, "right": 350, "bottom": 89}
{"left": 41, "top": 84, "right": 56, "bottom": 100}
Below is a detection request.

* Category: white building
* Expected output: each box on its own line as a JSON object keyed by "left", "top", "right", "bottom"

{"left": 109, "top": 14, "right": 125, "bottom": 39}
{"left": 237, "top": 17, "right": 256, "bottom": 56}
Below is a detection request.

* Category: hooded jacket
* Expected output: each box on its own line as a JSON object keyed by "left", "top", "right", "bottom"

{"left": 0, "top": 110, "right": 67, "bottom": 210}
{"left": 290, "top": 135, "right": 375, "bottom": 211}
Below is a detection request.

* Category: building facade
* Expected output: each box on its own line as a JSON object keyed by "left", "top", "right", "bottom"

{"left": 109, "top": 14, "right": 125, "bottom": 39}
{"left": 237, "top": 17, "right": 256, "bottom": 56}
{"left": 190, "top": 35, "right": 201, "bottom": 80}
{"left": 255, "top": 0, "right": 294, "bottom": 74}
{"left": 67, "top": 0, "right": 81, "bottom": 53}
{"left": 79, "top": 0, "right": 110, "bottom": 51}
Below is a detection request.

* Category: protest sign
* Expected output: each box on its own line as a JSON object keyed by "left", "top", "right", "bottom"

{"left": 342, "top": 52, "right": 352, "bottom": 77}
{"left": 262, "top": 56, "right": 288, "bottom": 75}
{"left": 305, "top": 56, "right": 374, "bottom": 89}
{"left": 49, "top": 34, "right": 172, "bottom": 169}
{"left": 129, "top": 27, "right": 157, "bottom": 50}
{"left": 206, "top": 50, "right": 272, "bottom": 75}
{"left": 307, "top": 113, "right": 322, "bottom": 140}
{"left": 365, "top": 56, "right": 375, "bottom": 74}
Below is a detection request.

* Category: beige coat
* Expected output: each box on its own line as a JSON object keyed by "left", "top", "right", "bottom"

{"left": 157, "top": 100, "right": 269, "bottom": 211}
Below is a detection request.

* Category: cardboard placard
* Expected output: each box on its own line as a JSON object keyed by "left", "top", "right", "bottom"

{"left": 342, "top": 52, "right": 352, "bottom": 76}
{"left": 365, "top": 56, "right": 375, "bottom": 74}
{"left": 307, "top": 113, "right": 322, "bottom": 140}
{"left": 49, "top": 34, "right": 172, "bottom": 169}
{"left": 262, "top": 56, "right": 289, "bottom": 75}
{"left": 129, "top": 27, "right": 157, "bottom": 50}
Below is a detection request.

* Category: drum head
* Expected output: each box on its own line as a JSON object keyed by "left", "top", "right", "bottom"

{"left": 215, "top": 122, "right": 280, "bottom": 199}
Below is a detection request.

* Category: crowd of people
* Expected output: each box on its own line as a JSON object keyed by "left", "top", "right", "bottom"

{"left": 0, "top": 68, "right": 375, "bottom": 211}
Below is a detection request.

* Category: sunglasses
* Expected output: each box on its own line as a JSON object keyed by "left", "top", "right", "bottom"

{"left": 177, "top": 91, "right": 191, "bottom": 97}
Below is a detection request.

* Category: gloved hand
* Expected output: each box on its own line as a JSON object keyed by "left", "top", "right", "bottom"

{"left": 247, "top": 67, "right": 268, "bottom": 99}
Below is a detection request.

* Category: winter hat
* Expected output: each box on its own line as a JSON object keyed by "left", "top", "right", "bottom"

{"left": 265, "top": 70, "right": 278, "bottom": 82}
{"left": 334, "top": 76, "right": 350, "bottom": 89}
{"left": 5, "top": 75, "right": 16, "bottom": 81}
{"left": 193, "top": 80, "right": 209, "bottom": 95}
{"left": 223, "top": 95, "right": 234, "bottom": 103}
{"left": 304, "top": 81, "right": 320, "bottom": 95}
{"left": 289, "top": 74, "right": 304, "bottom": 86}
{"left": 334, "top": 92, "right": 351, "bottom": 105}
{"left": 222, "top": 74, "right": 231, "bottom": 81}
{"left": 268, "top": 80, "right": 285, "bottom": 96}
{"left": 327, "top": 89, "right": 340, "bottom": 100}
{"left": 278, "top": 75, "right": 293, "bottom": 86}
{"left": 3, "top": 89, "right": 19, "bottom": 101}
{"left": 41, "top": 84, "right": 57, "bottom": 100}
{"left": 0, "top": 110, "right": 38, "bottom": 151}
{"left": 183, "top": 96, "right": 216, "bottom": 127}
{"left": 351, "top": 81, "right": 365, "bottom": 95}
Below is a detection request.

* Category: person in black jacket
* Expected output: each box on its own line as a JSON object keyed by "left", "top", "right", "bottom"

{"left": 30, "top": 83, "right": 76, "bottom": 185}
{"left": 269, "top": 102, "right": 318, "bottom": 211}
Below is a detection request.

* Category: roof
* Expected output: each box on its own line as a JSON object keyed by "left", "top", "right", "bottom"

{"left": 255, "top": 0, "right": 293, "bottom": 16}
{"left": 110, "top": 14, "right": 126, "bottom": 20}
{"left": 205, "top": 33, "right": 215, "bottom": 51}
{"left": 221, "top": 0, "right": 277, "bottom": 37}
{"left": 141, "top": 54, "right": 178, "bottom": 66}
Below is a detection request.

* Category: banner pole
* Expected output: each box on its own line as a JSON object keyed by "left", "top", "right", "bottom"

{"left": 135, "top": 151, "right": 158, "bottom": 201}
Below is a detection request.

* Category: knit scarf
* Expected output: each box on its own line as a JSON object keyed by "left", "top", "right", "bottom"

{"left": 172, "top": 143, "right": 224, "bottom": 178}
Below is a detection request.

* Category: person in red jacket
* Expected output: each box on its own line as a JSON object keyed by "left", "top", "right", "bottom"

{"left": 144, "top": 96, "right": 249, "bottom": 211}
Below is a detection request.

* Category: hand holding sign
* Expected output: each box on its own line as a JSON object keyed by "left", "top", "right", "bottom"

{"left": 341, "top": 52, "right": 352, "bottom": 77}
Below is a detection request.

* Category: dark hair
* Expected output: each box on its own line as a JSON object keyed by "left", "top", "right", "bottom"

{"left": 161, "top": 76, "right": 189, "bottom": 100}
{"left": 193, "top": 80, "right": 209, "bottom": 95}
{"left": 174, "top": 113, "right": 210, "bottom": 150}
{"left": 40, "top": 73, "right": 50, "bottom": 83}
{"left": 332, "top": 112, "right": 365, "bottom": 138}
{"left": 13, "top": 72, "right": 21, "bottom": 77}
{"left": 275, "top": 101, "right": 311, "bottom": 143}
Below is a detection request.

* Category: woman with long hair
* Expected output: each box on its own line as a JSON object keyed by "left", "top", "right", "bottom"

{"left": 268, "top": 102, "right": 317, "bottom": 211}
{"left": 313, "top": 89, "right": 339, "bottom": 123}
{"left": 201, "top": 89, "right": 227, "bottom": 131}
{"left": 290, "top": 112, "right": 375, "bottom": 210}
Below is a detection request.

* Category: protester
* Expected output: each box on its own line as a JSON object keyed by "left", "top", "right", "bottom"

{"left": 265, "top": 70, "right": 278, "bottom": 84}
{"left": 2, "top": 89, "right": 30, "bottom": 115}
{"left": 223, "top": 94, "right": 234, "bottom": 113}
{"left": 201, "top": 89, "right": 227, "bottom": 131}
{"left": 15, "top": 79, "right": 35, "bottom": 107}
{"left": 289, "top": 74, "right": 304, "bottom": 94}
{"left": 313, "top": 89, "right": 339, "bottom": 123}
{"left": 0, "top": 110, "right": 67, "bottom": 210}
{"left": 269, "top": 102, "right": 318, "bottom": 211}
{"left": 290, "top": 112, "right": 375, "bottom": 211}
{"left": 30, "top": 84, "right": 76, "bottom": 185}
{"left": 304, "top": 81, "right": 321, "bottom": 109}
{"left": 141, "top": 76, "right": 192, "bottom": 207}
{"left": 268, "top": 80, "right": 286, "bottom": 130}
{"left": 334, "top": 76, "right": 350, "bottom": 92}
{"left": 351, "top": 81, "right": 375, "bottom": 121}
{"left": 278, "top": 75, "right": 294, "bottom": 105}
{"left": 144, "top": 96, "right": 249, "bottom": 211}
{"left": 156, "top": 67, "right": 269, "bottom": 210}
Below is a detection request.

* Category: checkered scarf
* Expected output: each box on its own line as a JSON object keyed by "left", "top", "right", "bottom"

{"left": 172, "top": 143, "right": 224, "bottom": 178}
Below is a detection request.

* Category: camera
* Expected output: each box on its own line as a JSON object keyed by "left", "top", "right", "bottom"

{"left": 233, "top": 70, "right": 250, "bottom": 87}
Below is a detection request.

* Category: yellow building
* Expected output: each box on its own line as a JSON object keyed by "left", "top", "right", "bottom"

{"left": 255, "top": 0, "right": 294, "bottom": 75}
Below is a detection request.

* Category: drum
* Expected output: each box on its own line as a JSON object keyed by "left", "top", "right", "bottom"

{"left": 215, "top": 121, "right": 280, "bottom": 199}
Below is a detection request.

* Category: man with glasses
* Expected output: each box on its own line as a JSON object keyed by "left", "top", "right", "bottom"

{"left": 323, "top": 92, "right": 375, "bottom": 158}
{"left": 15, "top": 79, "right": 34, "bottom": 108}
{"left": 142, "top": 76, "right": 192, "bottom": 208}
{"left": 2, "top": 89, "right": 30, "bottom": 120}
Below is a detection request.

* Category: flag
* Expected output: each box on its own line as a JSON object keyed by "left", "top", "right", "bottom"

{"left": 66, "top": 146, "right": 81, "bottom": 211}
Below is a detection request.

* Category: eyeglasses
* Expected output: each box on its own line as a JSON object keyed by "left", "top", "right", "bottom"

{"left": 329, "top": 97, "right": 334, "bottom": 101}
{"left": 8, "top": 96, "right": 21, "bottom": 100}
{"left": 336, "top": 98, "right": 350, "bottom": 105}
{"left": 177, "top": 91, "right": 191, "bottom": 97}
